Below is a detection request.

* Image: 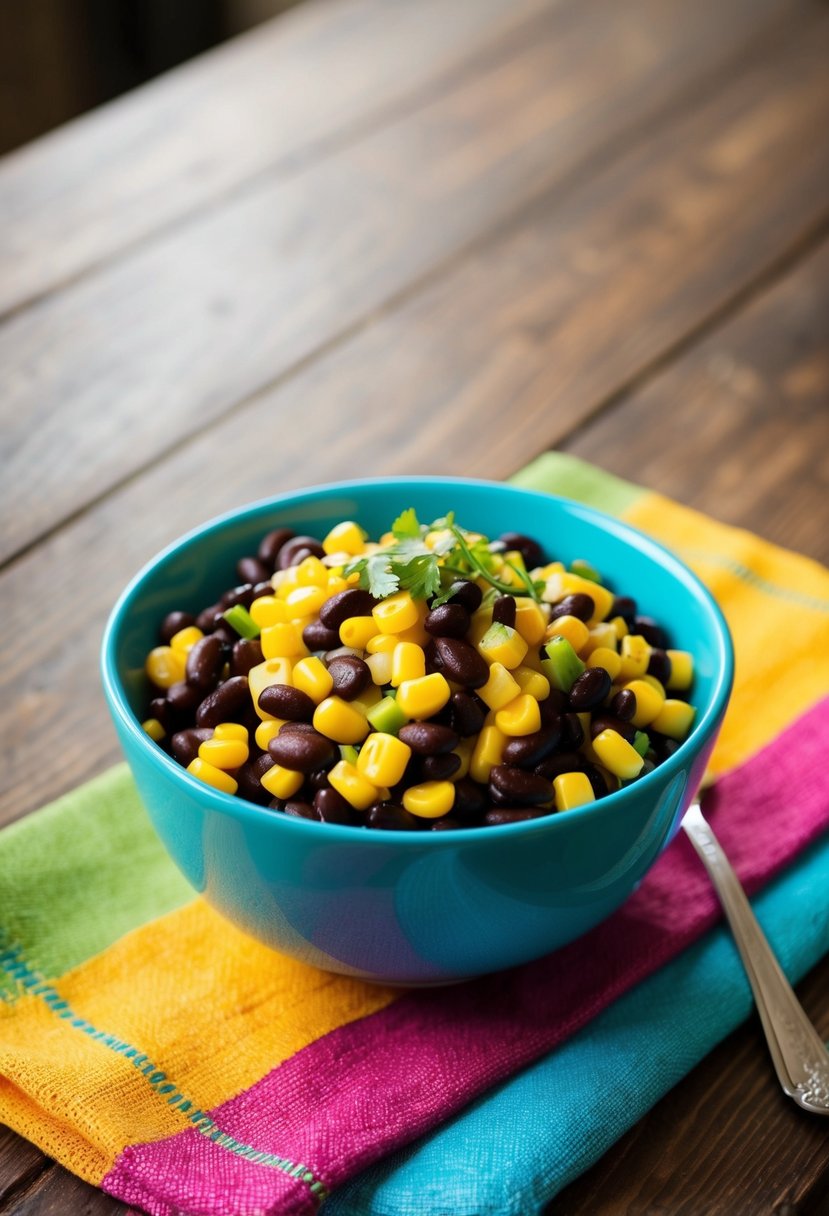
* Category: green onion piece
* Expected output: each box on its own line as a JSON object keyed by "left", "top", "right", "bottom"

{"left": 222, "top": 605, "right": 260, "bottom": 639}
{"left": 339, "top": 744, "right": 360, "bottom": 765}
{"left": 480, "top": 622, "right": 512, "bottom": 650}
{"left": 570, "top": 558, "right": 602, "bottom": 583}
{"left": 632, "top": 731, "right": 650, "bottom": 757}
{"left": 365, "top": 696, "right": 408, "bottom": 736}
{"left": 540, "top": 636, "right": 586, "bottom": 692}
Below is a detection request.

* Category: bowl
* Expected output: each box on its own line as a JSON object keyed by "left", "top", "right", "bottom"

{"left": 101, "top": 477, "right": 733, "bottom": 985}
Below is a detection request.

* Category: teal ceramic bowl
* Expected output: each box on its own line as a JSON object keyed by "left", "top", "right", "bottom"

{"left": 101, "top": 477, "right": 733, "bottom": 985}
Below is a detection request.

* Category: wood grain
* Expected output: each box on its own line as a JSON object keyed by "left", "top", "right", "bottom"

{"left": 0, "top": 0, "right": 805, "bottom": 566}
{"left": 0, "top": 0, "right": 551, "bottom": 317}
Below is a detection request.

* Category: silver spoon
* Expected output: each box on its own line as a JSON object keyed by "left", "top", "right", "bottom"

{"left": 682, "top": 798, "right": 829, "bottom": 1115}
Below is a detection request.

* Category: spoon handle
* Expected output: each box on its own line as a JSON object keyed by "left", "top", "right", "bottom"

{"left": 682, "top": 800, "right": 829, "bottom": 1115}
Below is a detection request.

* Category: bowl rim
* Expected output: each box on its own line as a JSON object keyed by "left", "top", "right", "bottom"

{"left": 101, "top": 475, "right": 734, "bottom": 845}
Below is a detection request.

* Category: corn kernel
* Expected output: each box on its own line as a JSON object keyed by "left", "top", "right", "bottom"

{"left": 339, "top": 616, "right": 377, "bottom": 650}
{"left": 372, "top": 590, "right": 419, "bottom": 635}
{"left": 313, "top": 696, "right": 370, "bottom": 744}
{"left": 610, "top": 615, "right": 629, "bottom": 640}
{"left": 592, "top": 729, "right": 645, "bottom": 779}
{"left": 619, "top": 633, "right": 651, "bottom": 679}
{"left": 366, "top": 650, "right": 394, "bottom": 686}
{"left": 512, "top": 665, "right": 550, "bottom": 701}
{"left": 325, "top": 574, "right": 349, "bottom": 598}
{"left": 651, "top": 699, "right": 696, "bottom": 740}
{"left": 295, "top": 556, "right": 329, "bottom": 587}
{"left": 666, "top": 650, "right": 694, "bottom": 691}
{"left": 470, "top": 725, "right": 507, "bottom": 783}
{"left": 396, "top": 672, "right": 451, "bottom": 719}
{"left": 581, "top": 623, "right": 619, "bottom": 656}
{"left": 351, "top": 682, "right": 383, "bottom": 712}
{"left": 393, "top": 617, "right": 430, "bottom": 647}
{"left": 553, "top": 772, "right": 595, "bottom": 811}
{"left": 495, "top": 693, "right": 542, "bottom": 737}
{"left": 468, "top": 606, "right": 494, "bottom": 646}
{"left": 285, "top": 585, "right": 327, "bottom": 619}
{"left": 213, "top": 723, "right": 249, "bottom": 743}
{"left": 450, "top": 738, "right": 473, "bottom": 781}
{"left": 586, "top": 647, "right": 622, "bottom": 681}
{"left": 261, "top": 621, "right": 308, "bottom": 660}
{"left": 169, "top": 625, "right": 204, "bottom": 653}
{"left": 365, "top": 633, "right": 398, "bottom": 655}
{"left": 622, "top": 678, "right": 665, "bottom": 727}
{"left": 391, "top": 641, "right": 426, "bottom": 686}
{"left": 198, "top": 737, "right": 249, "bottom": 770}
{"left": 478, "top": 623, "right": 528, "bottom": 670}
{"left": 545, "top": 615, "right": 590, "bottom": 654}
{"left": 322, "top": 520, "right": 366, "bottom": 557}
{"left": 640, "top": 674, "right": 666, "bottom": 697}
{"left": 250, "top": 596, "right": 288, "bottom": 628}
{"left": 292, "top": 656, "right": 334, "bottom": 703}
{"left": 260, "top": 764, "right": 304, "bottom": 800}
{"left": 255, "top": 719, "right": 283, "bottom": 750}
{"left": 513, "top": 598, "right": 548, "bottom": 646}
{"left": 327, "top": 760, "right": 378, "bottom": 810}
{"left": 141, "top": 717, "right": 165, "bottom": 742}
{"left": 357, "top": 733, "right": 412, "bottom": 787}
{"left": 187, "top": 757, "right": 238, "bottom": 795}
{"left": 402, "top": 781, "right": 455, "bottom": 819}
{"left": 248, "top": 657, "right": 293, "bottom": 720}
{"left": 145, "top": 646, "right": 186, "bottom": 689}
{"left": 545, "top": 572, "right": 614, "bottom": 625}
{"left": 477, "top": 662, "right": 521, "bottom": 711}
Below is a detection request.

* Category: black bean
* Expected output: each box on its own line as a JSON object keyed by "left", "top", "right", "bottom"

{"left": 452, "top": 778, "right": 487, "bottom": 824}
{"left": 195, "top": 603, "right": 221, "bottom": 633}
{"left": 497, "top": 532, "right": 545, "bottom": 569}
{"left": 366, "top": 802, "right": 421, "bottom": 831}
{"left": 167, "top": 680, "right": 203, "bottom": 716}
{"left": 302, "top": 619, "right": 341, "bottom": 652}
{"left": 318, "top": 588, "right": 378, "bottom": 629}
{"left": 568, "top": 667, "right": 612, "bottom": 711}
{"left": 590, "top": 715, "right": 636, "bottom": 744}
{"left": 314, "top": 787, "right": 359, "bottom": 825}
{"left": 236, "top": 556, "right": 270, "bottom": 586}
{"left": 583, "top": 763, "right": 611, "bottom": 799}
{"left": 268, "top": 729, "right": 338, "bottom": 773}
{"left": 398, "top": 722, "right": 459, "bottom": 755}
{"left": 421, "top": 753, "right": 461, "bottom": 781}
{"left": 170, "top": 727, "right": 214, "bottom": 766}
{"left": 257, "top": 684, "right": 315, "bottom": 722}
{"left": 281, "top": 800, "right": 319, "bottom": 821}
{"left": 533, "top": 752, "right": 586, "bottom": 781}
{"left": 609, "top": 688, "right": 637, "bottom": 722}
{"left": 561, "top": 712, "right": 585, "bottom": 749}
{"left": 451, "top": 691, "right": 486, "bottom": 737}
{"left": 550, "top": 593, "right": 594, "bottom": 622}
{"left": 236, "top": 753, "right": 275, "bottom": 805}
{"left": 424, "top": 603, "right": 470, "bottom": 639}
{"left": 610, "top": 595, "right": 637, "bottom": 623}
{"left": 433, "top": 637, "right": 490, "bottom": 688}
{"left": 484, "top": 808, "right": 550, "bottom": 826}
{"left": 185, "top": 635, "right": 226, "bottom": 693}
{"left": 326, "top": 655, "right": 371, "bottom": 701}
{"left": 307, "top": 767, "right": 332, "bottom": 792}
{"left": 159, "top": 610, "right": 196, "bottom": 644}
{"left": 634, "top": 616, "right": 668, "bottom": 649}
{"left": 278, "top": 721, "right": 317, "bottom": 734}
{"left": 211, "top": 621, "right": 241, "bottom": 647}
{"left": 492, "top": 595, "right": 516, "bottom": 627}
{"left": 489, "top": 764, "right": 553, "bottom": 806}
{"left": 430, "top": 817, "right": 462, "bottom": 831}
{"left": 538, "top": 689, "right": 567, "bottom": 725}
{"left": 219, "top": 583, "right": 256, "bottom": 611}
{"left": 148, "top": 695, "right": 174, "bottom": 731}
{"left": 444, "top": 579, "right": 483, "bottom": 612}
{"left": 258, "top": 528, "right": 295, "bottom": 569}
{"left": 647, "top": 648, "right": 672, "bottom": 684}
{"left": 195, "top": 676, "right": 250, "bottom": 727}
{"left": 230, "top": 637, "right": 264, "bottom": 678}
{"left": 253, "top": 580, "right": 275, "bottom": 598}
{"left": 502, "top": 725, "right": 561, "bottom": 768}
{"left": 277, "top": 536, "right": 325, "bottom": 570}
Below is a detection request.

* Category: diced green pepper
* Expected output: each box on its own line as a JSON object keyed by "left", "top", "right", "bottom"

{"left": 541, "top": 635, "right": 586, "bottom": 692}
{"left": 632, "top": 731, "right": 650, "bottom": 757}
{"left": 222, "top": 605, "right": 260, "bottom": 639}
{"left": 365, "top": 695, "right": 408, "bottom": 736}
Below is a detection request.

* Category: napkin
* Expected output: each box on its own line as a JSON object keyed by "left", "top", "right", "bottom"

{"left": 1, "top": 454, "right": 827, "bottom": 1216}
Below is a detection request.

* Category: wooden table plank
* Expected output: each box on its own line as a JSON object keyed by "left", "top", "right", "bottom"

{"left": 2, "top": 20, "right": 829, "bottom": 829}
{"left": 0, "top": 0, "right": 803, "bottom": 567}
{"left": 0, "top": 0, "right": 551, "bottom": 318}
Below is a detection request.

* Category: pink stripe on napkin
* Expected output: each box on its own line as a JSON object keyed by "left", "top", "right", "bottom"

{"left": 105, "top": 697, "right": 829, "bottom": 1216}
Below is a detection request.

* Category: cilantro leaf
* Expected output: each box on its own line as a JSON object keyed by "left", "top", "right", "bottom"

{"left": 391, "top": 507, "right": 423, "bottom": 540}
{"left": 395, "top": 552, "right": 442, "bottom": 600}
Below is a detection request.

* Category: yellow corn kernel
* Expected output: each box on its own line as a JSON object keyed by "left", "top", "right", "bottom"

{"left": 213, "top": 722, "right": 249, "bottom": 743}
{"left": 198, "top": 737, "right": 249, "bottom": 770}
{"left": 402, "top": 781, "right": 456, "bottom": 819}
{"left": 351, "top": 682, "right": 383, "bottom": 713}
{"left": 553, "top": 772, "right": 595, "bottom": 811}
{"left": 292, "top": 656, "right": 334, "bottom": 704}
{"left": 623, "top": 678, "right": 665, "bottom": 727}
{"left": 295, "top": 556, "right": 329, "bottom": 587}
{"left": 322, "top": 520, "right": 366, "bottom": 557}
{"left": 651, "top": 699, "right": 696, "bottom": 740}
{"left": 495, "top": 693, "right": 542, "bottom": 737}
{"left": 450, "top": 738, "right": 473, "bottom": 781}
{"left": 255, "top": 719, "right": 284, "bottom": 750}
{"left": 544, "top": 572, "right": 614, "bottom": 625}
{"left": 544, "top": 615, "right": 590, "bottom": 655}
{"left": 513, "top": 598, "right": 548, "bottom": 646}
{"left": 141, "top": 717, "right": 165, "bottom": 742}
{"left": 260, "top": 764, "right": 304, "bottom": 800}
{"left": 666, "top": 650, "right": 694, "bottom": 691}
{"left": 325, "top": 574, "right": 349, "bottom": 598}
{"left": 512, "top": 665, "right": 550, "bottom": 701}
{"left": 610, "top": 615, "right": 629, "bottom": 640}
{"left": 372, "top": 590, "right": 420, "bottom": 635}
{"left": 145, "top": 646, "right": 186, "bottom": 689}
{"left": 581, "top": 623, "right": 619, "bottom": 656}
{"left": 477, "top": 662, "right": 521, "bottom": 711}
{"left": 261, "top": 621, "right": 308, "bottom": 660}
{"left": 275, "top": 575, "right": 298, "bottom": 600}
{"left": 327, "top": 760, "right": 378, "bottom": 810}
{"left": 396, "top": 672, "right": 451, "bottom": 719}
{"left": 619, "top": 633, "right": 651, "bottom": 679}
{"left": 468, "top": 606, "right": 494, "bottom": 646}
{"left": 586, "top": 647, "right": 622, "bottom": 681}
{"left": 285, "top": 585, "right": 327, "bottom": 619}
{"left": 592, "top": 729, "right": 645, "bottom": 779}
{"left": 393, "top": 618, "right": 430, "bottom": 647}
{"left": 250, "top": 596, "right": 288, "bottom": 628}
{"left": 469, "top": 725, "right": 507, "bottom": 783}
{"left": 313, "top": 696, "right": 370, "bottom": 744}
{"left": 169, "top": 625, "right": 204, "bottom": 653}
{"left": 249, "top": 656, "right": 293, "bottom": 720}
{"left": 339, "top": 616, "right": 377, "bottom": 650}
{"left": 357, "top": 733, "right": 412, "bottom": 788}
{"left": 366, "top": 650, "right": 394, "bottom": 686}
{"left": 391, "top": 641, "right": 426, "bottom": 686}
{"left": 187, "top": 757, "right": 238, "bottom": 796}
{"left": 366, "top": 633, "right": 398, "bottom": 655}
{"left": 478, "top": 623, "right": 528, "bottom": 670}
{"left": 536, "top": 561, "right": 565, "bottom": 579}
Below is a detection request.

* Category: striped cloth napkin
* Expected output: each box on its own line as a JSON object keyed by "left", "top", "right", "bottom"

{"left": 2, "top": 454, "right": 828, "bottom": 1216}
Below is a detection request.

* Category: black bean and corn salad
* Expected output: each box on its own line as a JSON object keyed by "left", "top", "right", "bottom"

{"left": 142, "top": 512, "right": 696, "bottom": 830}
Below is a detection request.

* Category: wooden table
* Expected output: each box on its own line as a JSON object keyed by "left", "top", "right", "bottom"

{"left": 1, "top": 1, "right": 828, "bottom": 1211}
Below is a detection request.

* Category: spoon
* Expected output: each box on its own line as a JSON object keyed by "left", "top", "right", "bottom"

{"left": 682, "top": 798, "right": 829, "bottom": 1115}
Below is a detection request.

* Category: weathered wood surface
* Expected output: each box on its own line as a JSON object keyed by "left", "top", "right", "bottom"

{"left": 1, "top": 0, "right": 827, "bottom": 1213}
